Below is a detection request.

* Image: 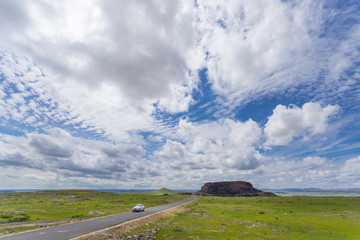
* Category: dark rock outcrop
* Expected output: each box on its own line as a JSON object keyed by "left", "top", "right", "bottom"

{"left": 197, "top": 181, "right": 276, "bottom": 197}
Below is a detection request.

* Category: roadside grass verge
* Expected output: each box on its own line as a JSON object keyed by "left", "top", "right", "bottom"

{"left": 0, "top": 190, "right": 189, "bottom": 235}
{"left": 154, "top": 196, "right": 360, "bottom": 239}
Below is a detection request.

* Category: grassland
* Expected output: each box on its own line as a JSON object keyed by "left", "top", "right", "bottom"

{"left": 2, "top": 190, "right": 360, "bottom": 239}
{"left": 149, "top": 196, "right": 360, "bottom": 239}
{"left": 0, "top": 190, "right": 189, "bottom": 235}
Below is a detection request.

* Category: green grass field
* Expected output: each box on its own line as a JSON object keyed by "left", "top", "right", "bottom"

{"left": 2, "top": 191, "right": 360, "bottom": 239}
{"left": 0, "top": 190, "right": 188, "bottom": 235}
{"left": 154, "top": 196, "right": 360, "bottom": 239}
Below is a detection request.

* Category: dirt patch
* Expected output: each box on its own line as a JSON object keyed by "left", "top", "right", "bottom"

{"left": 88, "top": 210, "right": 105, "bottom": 216}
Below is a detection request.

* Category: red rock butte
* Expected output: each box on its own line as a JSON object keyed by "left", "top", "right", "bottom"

{"left": 197, "top": 181, "right": 276, "bottom": 197}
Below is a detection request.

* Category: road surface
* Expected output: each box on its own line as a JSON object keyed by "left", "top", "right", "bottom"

{"left": 0, "top": 196, "right": 197, "bottom": 240}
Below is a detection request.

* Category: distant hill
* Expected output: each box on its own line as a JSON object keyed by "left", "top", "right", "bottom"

{"left": 142, "top": 188, "right": 179, "bottom": 195}
{"left": 262, "top": 188, "right": 360, "bottom": 196}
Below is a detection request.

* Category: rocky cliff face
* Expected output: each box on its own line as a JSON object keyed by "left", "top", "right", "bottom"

{"left": 197, "top": 181, "right": 276, "bottom": 197}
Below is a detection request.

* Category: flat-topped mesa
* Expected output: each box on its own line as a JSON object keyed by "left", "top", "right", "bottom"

{"left": 197, "top": 181, "right": 276, "bottom": 197}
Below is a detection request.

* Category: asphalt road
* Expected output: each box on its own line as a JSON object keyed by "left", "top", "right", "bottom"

{"left": 0, "top": 196, "right": 197, "bottom": 240}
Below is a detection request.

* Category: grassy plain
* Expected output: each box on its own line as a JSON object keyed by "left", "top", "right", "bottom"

{"left": 154, "top": 196, "right": 360, "bottom": 239}
{"left": 0, "top": 190, "right": 188, "bottom": 235}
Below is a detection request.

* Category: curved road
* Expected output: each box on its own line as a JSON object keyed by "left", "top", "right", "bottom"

{"left": 0, "top": 196, "right": 197, "bottom": 240}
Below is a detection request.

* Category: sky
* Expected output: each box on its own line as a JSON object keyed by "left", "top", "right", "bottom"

{"left": 0, "top": 0, "right": 359, "bottom": 190}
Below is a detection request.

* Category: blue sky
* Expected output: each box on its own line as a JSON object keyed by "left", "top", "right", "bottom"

{"left": 0, "top": 0, "right": 359, "bottom": 190}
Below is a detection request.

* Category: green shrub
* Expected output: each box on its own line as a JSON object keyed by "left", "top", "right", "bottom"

{"left": 9, "top": 215, "right": 30, "bottom": 223}
{"left": 71, "top": 214, "right": 86, "bottom": 218}
{"left": 0, "top": 214, "right": 13, "bottom": 219}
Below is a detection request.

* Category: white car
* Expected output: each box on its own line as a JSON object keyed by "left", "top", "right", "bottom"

{"left": 132, "top": 204, "right": 145, "bottom": 212}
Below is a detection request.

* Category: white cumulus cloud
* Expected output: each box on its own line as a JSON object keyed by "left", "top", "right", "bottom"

{"left": 264, "top": 102, "right": 340, "bottom": 146}
{"left": 154, "top": 118, "right": 262, "bottom": 172}
{"left": 341, "top": 156, "right": 360, "bottom": 180}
